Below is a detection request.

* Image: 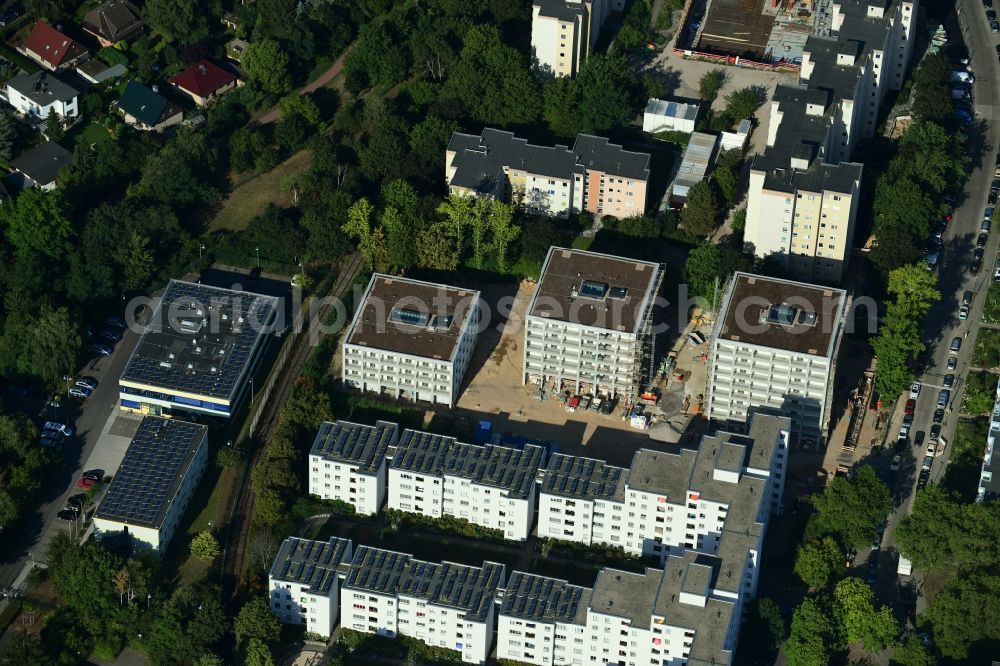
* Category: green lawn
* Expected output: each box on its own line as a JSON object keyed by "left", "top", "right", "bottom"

{"left": 70, "top": 120, "right": 114, "bottom": 148}
{"left": 209, "top": 147, "right": 313, "bottom": 231}
{"left": 940, "top": 417, "right": 988, "bottom": 502}
{"left": 0, "top": 44, "right": 39, "bottom": 74}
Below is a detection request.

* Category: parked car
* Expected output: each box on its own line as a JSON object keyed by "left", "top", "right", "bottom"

{"left": 75, "top": 376, "right": 98, "bottom": 390}
{"left": 989, "top": 9, "right": 997, "bottom": 20}
{"left": 105, "top": 316, "right": 126, "bottom": 329}
{"left": 76, "top": 477, "right": 96, "bottom": 490}
{"left": 948, "top": 356, "right": 958, "bottom": 370}
{"left": 938, "top": 388, "right": 951, "bottom": 406}
{"left": 964, "top": 290, "right": 974, "bottom": 306}
{"left": 987, "top": 0, "right": 995, "bottom": 8}
{"left": 98, "top": 328, "right": 121, "bottom": 343}
{"left": 905, "top": 398, "right": 916, "bottom": 414}
{"left": 38, "top": 436, "right": 61, "bottom": 448}
{"left": 950, "top": 337, "right": 962, "bottom": 354}
{"left": 933, "top": 408, "right": 945, "bottom": 424}
{"left": 922, "top": 455, "right": 934, "bottom": 471}
{"left": 43, "top": 421, "right": 72, "bottom": 437}
{"left": 918, "top": 468, "right": 930, "bottom": 490}
{"left": 68, "top": 386, "right": 92, "bottom": 400}
{"left": 898, "top": 424, "right": 910, "bottom": 440}
{"left": 66, "top": 494, "right": 87, "bottom": 508}
{"left": 915, "top": 430, "right": 925, "bottom": 447}
{"left": 990, "top": 189, "right": 998, "bottom": 205}
{"left": 960, "top": 305, "right": 970, "bottom": 320}
{"left": 891, "top": 454, "right": 901, "bottom": 471}
{"left": 81, "top": 469, "right": 103, "bottom": 482}
{"left": 910, "top": 383, "right": 921, "bottom": 399}
{"left": 984, "top": 219, "right": 993, "bottom": 232}
{"left": 930, "top": 424, "right": 942, "bottom": 440}
{"left": 994, "top": 258, "right": 1000, "bottom": 282}
{"left": 56, "top": 509, "right": 79, "bottom": 521}
{"left": 979, "top": 232, "right": 989, "bottom": 248}
{"left": 903, "top": 413, "right": 914, "bottom": 426}
{"left": 91, "top": 342, "right": 113, "bottom": 356}
{"left": 973, "top": 248, "right": 984, "bottom": 273}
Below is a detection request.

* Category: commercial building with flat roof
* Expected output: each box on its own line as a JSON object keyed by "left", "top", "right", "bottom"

{"left": 119, "top": 279, "right": 280, "bottom": 419}
{"left": 341, "top": 545, "right": 506, "bottom": 664}
{"left": 708, "top": 272, "right": 848, "bottom": 447}
{"left": 446, "top": 129, "right": 651, "bottom": 218}
{"left": 308, "top": 420, "right": 400, "bottom": 514}
{"left": 387, "top": 429, "right": 546, "bottom": 540}
{"left": 269, "top": 537, "right": 354, "bottom": 637}
{"left": 523, "top": 247, "right": 665, "bottom": 399}
{"left": 341, "top": 274, "right": 481, "bottom": 409}
{"left": 93, "top": 417, "right": 208, "bottom": 552}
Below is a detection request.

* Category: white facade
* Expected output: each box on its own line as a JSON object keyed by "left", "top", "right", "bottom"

{"left": 268, "top": 537, "right": 353, "bottom": 638}
{"left": 341, "top": 274, "right": 481, "bottom": 409}
{"left": 388, "top": 432, "right": 545, "bottom": 541}
{"left": 308, "top": 420, "right": 399, "bottom": 515}
{"left": 6, "top": 80, "right": 78, "bottom": 119}
{"left": 977, "top": 378, "right": 1000, "bottom": 502}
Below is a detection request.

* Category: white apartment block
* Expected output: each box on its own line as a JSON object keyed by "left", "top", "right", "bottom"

{"left": 93, "top": 417, "right": 208, "bottom": 553}
{"left": 745, "top": 0, "right": 915, "bottom": 284}
{"left": 388, "top": 429, "right": 546, "bottom": 541}
{"left": 537, "top": 454, "right": 627, "bottom": 545}
{"left": 497, "top": 552, "right": 751, "bottom": 666}
{"left": 531, "top": 0, "right": 608, "bottom": 78}
{"left": 269, "top": 537, "right": 354, "bottom": 638}
{"left": 708, "top": 272, "right": 848, "bottom": 448}
{"left": 308, "top": 420, "right": 399, "bottom": 515}
{"left": 341, "top": 545, "right": 506, "bottom": 665}
{"left": 341, "top": 274, "right": 480, "bottom": 409}
{"left": 523, "top": 247, "right": 665, "bottom": 400}
{"left": 977, "top": 378, "right": 1000, "bottom": 502}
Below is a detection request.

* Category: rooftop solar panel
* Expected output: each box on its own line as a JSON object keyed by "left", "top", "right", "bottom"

{"left": 95, "top": 417, "right": 207, "bottom": 529}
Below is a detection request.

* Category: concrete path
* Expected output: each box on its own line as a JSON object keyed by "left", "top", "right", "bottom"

{"left": 253, "top": 47, "right": 351, "bottom": 126}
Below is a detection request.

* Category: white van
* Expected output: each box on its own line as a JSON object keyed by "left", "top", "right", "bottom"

{"left": 951, "top": 70, "right": 974, "bottom": 84}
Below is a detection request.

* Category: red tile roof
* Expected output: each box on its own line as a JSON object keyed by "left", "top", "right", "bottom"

{"left": 168, "top": 60, "right": 236, "bottom": 98}
{"left": 24, "top": 22, "right": 87, "bottom": 68}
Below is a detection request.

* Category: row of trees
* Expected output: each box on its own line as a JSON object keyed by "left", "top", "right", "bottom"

{"left": 0, "top": 412, "right": 52, "bottom": 530}
{"left": 870, "top": 265, "right": 941, "bottom": 404}
{"left": 895, "top": 486, "right": 1000, "bottom": 660}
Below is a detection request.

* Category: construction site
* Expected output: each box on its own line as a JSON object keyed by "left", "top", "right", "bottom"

{"left": 691, "top": 0, "right": 831, "bottom": 63}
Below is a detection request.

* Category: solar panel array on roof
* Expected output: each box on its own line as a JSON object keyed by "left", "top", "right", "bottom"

{"left": 270, "top": 537, "right": 353, "bottom": 595}
{"left": 120, "top": 280, "right": 279, "bottom": 400}
{"left": 95, "top": 417, "right": 207, "bottom": 529}
{"left": 541, "top": 454, "right": 625, "bottom": 501}
{"left": 345, "top": 546, "right": 412, "bottom": 594}
{"left": 310, "top": 420, "right": 398, "bottom": 475}
{"left": 500, "top": 571, "right": 590, "bottom": 623}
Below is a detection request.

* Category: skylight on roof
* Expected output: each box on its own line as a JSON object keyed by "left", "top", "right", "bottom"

{"left": 766, "top": 305, "right": 797, "bottom": 326}
{"left": 389, "top": 307, "right": 429, "bottom": 327}
{"left": 579, "top": 280, "right": 609, "bottom": 299}
{"left": 609, "top": 286, "right": 629, "bottom": 300}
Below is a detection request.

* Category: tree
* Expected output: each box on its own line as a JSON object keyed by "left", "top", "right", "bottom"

{"left": 872, "top": 265, "right": 940, "bottom": 399}
{"left": 115, "top": 231, "right": 153, "bottom": 291}
{"left": 2, "top": 188, "right": 73, "bottom": 259}
{"left": 44, "top": 108, "right": 63, "bottom": 141}
{"left": 18, "top": 304, "right": 80, "bottom": 384}
{"left": 244, "top": 637, "right": 276, "bottom": 666}
{"left": 738, "top": 597, "right": 786, "bottom": 663}
{"left": 342, "top": 198, "right": 386, "bottom": 270}
{"left": 574, "top": 53, "right": 642, "bottom": 132}
{"left": 148, "top": 604, "right": 199, "bottom": 664}
{"left": 785, "top": 596, "right": 842, "bottom": 666}
{"left": 699, "top": 70, "right": 725, "bottom": 103}
{"left": 235, "top": 597, "right": 282, "bottom": 648}
{"left": 416, "top": 222, "right": 460, "bottom": 270}
{"left": 543, "top": 76, "right": 582, "bottom": 137}
{"left": 807, "top": 465, "right": 892, "bottom": 550}
{"left": 278, "top": 94, "right": 321, "bottom": 127}
{"left": 0, "top": 112, "right": 17, "bottom": 161}
{"left": 870, "top": 223, "right": 923, "bottom": 275}
{"left": 723, "top": 86, "right": 765, "bottom": 124}
{"left": 230, "top": 129, "right": 267, "bottom": 173}
{"left": 681, "top": 181, "right": 719, "bottom": 237}
{"left": 794, "top": 536, "right": 843, "bottom": 589}
{"left": 244, "top": 39, "right": 292, "bottom": 94}
{"left": 488, "top": 200, "right": 520, "bottom": 273}
{"left": 891, "top": 634, "right": 934, "bottom": 666}
{"left": 920, "top": 571, "right": 1000, "bottom": 660}
{"left": 143, "top": 0, "right": 207, "bottom": 44}
{"left": 190, "top": 531, "right": 220, "bottom": 562}
{"left": 712, "top": 164, "right": 738, "bottom": 208}
{"left": 833, "top": 577, "right": 899, "bottom": 652}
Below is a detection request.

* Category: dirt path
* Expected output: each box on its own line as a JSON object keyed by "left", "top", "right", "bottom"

{"left": 252, "top": 46, "right": 351, "bottom": 126}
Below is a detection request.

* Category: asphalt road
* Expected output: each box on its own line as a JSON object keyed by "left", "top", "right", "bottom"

{"left": 875, "top": 0, "right": 1000, "bottom": 616}
{"left": 0, "top": 324, "right": 141, "bottom": 589}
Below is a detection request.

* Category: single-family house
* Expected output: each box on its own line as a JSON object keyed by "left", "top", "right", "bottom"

{"left": 8, "top": 141, "right": 73, "bottom": 191}
{"left": 117, "top": 81, "right": 183, "bottom": 132}
{"left": 20, "top": 22, "right": 89, "bottom": 72}
{"left": 168, "top": 60, "right": 238, "bottom": 107}
{"left": 226, "top": 38, "right": 249, "bottom": 63}
{"left": 6, "top": 71, "right": 80, "bottom": 120}
{"left": 83, "top": 0, "right": 144, "bottom": 47}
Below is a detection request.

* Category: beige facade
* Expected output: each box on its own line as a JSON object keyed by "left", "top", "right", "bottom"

{"left": 531, "top": 0, "right": 607, "bottom": 78}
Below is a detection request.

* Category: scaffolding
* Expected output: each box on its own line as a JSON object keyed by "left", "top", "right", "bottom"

{"left": 630, "top": 262, "right": 667, "bottom": 397}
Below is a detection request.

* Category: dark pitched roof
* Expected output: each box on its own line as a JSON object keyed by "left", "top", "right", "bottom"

{"left": 6, "top": 71, "right": 81, "bottom": 105}
{"left": 83, "top": 0, "right": 143, "bottom": 43}
{"left": 572, "top": 134, "right": 651, "bottom": 181}
{"left": 24, "top": 22, "right": 87, "bottom": 68}
{"left": 10, "top": 141, "right": 73, "bottom": 186}
{"left": 168, "top": 59, "right": 237, "bottom": 98}
{"left": 118, "top": 81, "right": 180, "bottom": 126}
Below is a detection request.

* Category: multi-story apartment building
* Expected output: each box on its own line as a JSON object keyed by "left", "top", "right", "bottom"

{"left": 977, "top": 378, "right": 1000, "bottom": 502}
{"left": 523, "top": 247, "right": 665, "bottom": 399}
{"left": 341, "top": 545, "right": 506, "bottom": 665}
{"left": 531, "top": 0, "right": 608, "bottom": 78}
{"left": 445, "top": 129, "right": 651, "bottom": 218}
{"left": 341, "top": 274, "right": 481, "bottom": 409}
{"left": 387, "top": 429, "right": 546, "bottom": 540}
{"left": 536, "top": 414, "right": 789, "bottom": 579}
{"left": 268, "top": 536, "right": 354, "bottom": 638}
{"left": 744, "top": 0, "right": 916, "bottom": 283}
{"left": 707, "top": 272, "right": 849, "bottom": 448}
{"left": 497, "top": 572, "right": 592, "bottom": 666}
{"left": 308, "top": 420, "right": 400, "bottom": 515}
{"left": 537, "top": 454, "right": 626, "bottom": 545}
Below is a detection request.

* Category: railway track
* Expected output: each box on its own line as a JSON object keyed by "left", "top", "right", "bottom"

{"left": 222, "top": 252, "right": 365, "bottom": 598}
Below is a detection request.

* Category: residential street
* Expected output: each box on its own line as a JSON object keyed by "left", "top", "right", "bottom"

{"left": 876, "top": 0, "right": 1000, "bottom": 617}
